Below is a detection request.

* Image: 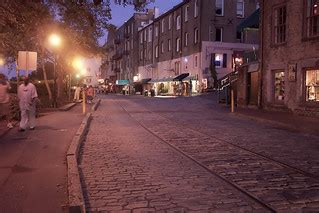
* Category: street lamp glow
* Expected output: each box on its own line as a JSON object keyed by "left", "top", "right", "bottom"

{"left": 80, "top": 68, "right": 87, "bottom": 75}
{"left": 76, "top": 74, "right": 81, "bottom": 78}
{"left": 72, "top": 58, "right": 84, "bottom": 70}
{"left": 49, "top": 34, "right": 61, "bottom": 47}
{"left": 0, "top": 58, "right": 4, "bottom": 65}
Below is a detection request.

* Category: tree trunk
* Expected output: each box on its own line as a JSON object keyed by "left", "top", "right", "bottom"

{"left": 56, "top": 62, "right": 64, "bottom": 100}
{"left": 41, "top": 55, "right": 53, "bottom": 103}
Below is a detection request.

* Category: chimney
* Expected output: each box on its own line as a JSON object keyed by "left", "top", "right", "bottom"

{"left": 154, "top": 7, "right": 160, "bottom": 18}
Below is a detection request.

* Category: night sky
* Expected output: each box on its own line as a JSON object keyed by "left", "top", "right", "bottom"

{"left": 109, "top": 0, "right": 183, "bottom": 27}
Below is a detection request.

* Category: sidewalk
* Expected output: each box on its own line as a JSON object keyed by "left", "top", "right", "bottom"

{"left": 0, "top": 104, "right": 85, "bottom": 213}
{"left": 234, "top": 108, "right": 319, "bottom": 137}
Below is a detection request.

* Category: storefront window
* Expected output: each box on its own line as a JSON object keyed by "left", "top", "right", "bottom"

{"left": 306, "top": 70, "right": 319, "bottom": 102}
{"left": 274, "top": 71, "right": 285, "bottom": 102}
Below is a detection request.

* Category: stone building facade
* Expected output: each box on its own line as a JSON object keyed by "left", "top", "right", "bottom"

{"left": 103, "top": 9, "right": 157, "bottom": 84}
{"left": 260, "top": 0, "right": 319, "bottom": 115}
{"left": 137, "top": 0, "right": 259, "bottom": 93}
{"left": 103, "top": 0, "right": 260, "bottom": 94}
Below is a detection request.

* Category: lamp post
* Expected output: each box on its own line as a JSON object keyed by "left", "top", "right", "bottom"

{"left": 48, "top": 33, "right": 61, "bottom": 108}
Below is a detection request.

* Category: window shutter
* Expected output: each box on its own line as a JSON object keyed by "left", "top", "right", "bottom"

{"left": 223, "top": 53, "right": 227, "bottom": 68}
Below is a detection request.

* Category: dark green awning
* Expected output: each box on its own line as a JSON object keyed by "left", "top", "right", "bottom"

{"left": 237, "top": 8, "right": 260, "bottom": 32}
{"left": 173, "top": 73, "right": 189, "bottom": 81}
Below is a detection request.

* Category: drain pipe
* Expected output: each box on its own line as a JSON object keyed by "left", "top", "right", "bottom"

{"left": 258, "top": 1, "right": 264, "bottom": 109}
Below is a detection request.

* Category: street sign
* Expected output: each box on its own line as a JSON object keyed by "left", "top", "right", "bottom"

{"left": 18, "top": 51, "right": 37, "bottom": 75}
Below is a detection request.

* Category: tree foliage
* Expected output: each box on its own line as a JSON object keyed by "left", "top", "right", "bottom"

{"left": 0, "top": 0, "right": 154, "bottom": 105}
{"left": 0, "top": 0, "right": 154, "bottom": 59}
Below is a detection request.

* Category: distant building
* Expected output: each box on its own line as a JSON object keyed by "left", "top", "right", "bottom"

{"left": 82, "top": 58, "right": 101, "bottom": 87}
{"left": 260, "top": 0, "right": 319, "bottom": 116}
{"left": 236, "top": 9, "right": 260, "bottom": 107}
{"left": 103, "top": 0, "right": 260, "bottom": 95}
{"left": 102, "top": 8, "right": 157, "bottom": 91}
{"left": 137, "top": 0, "right": 259, "bottom": 95}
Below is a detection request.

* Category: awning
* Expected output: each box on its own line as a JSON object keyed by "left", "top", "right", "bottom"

{"left": 116, "top": 79, "right": 130, "bottom": 85}
{"left": 149, "top": 77, "right": 175, "bottom": 83}
{"left": 237, "top": 8, "right": 260, "bottom": 32}
{"left": 183, "top": 76, "right": 197, "bottom": 81}
{"left": 173, "top": 73, "right": 189, "bottom": 81}
{"left": 140, "top": 78, "right": 152, "bottom": 84}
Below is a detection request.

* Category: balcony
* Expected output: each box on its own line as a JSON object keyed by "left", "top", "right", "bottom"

{"left": 123, "top": 50, "right": 130, "bottom": 56}
{"left": 106, "top": 43, "right": 114, "bottom": 51}
{"left": 243, "top": 50, "right": 258, "bottom": 64}
{"left": 112, "top": 52, "right": 123, "bottom": 60}
{"left": 124, "top": 32, "right": 130, "bottom": 38}
{"left": 114, "top": 38, "right": 121, "bottom": 44}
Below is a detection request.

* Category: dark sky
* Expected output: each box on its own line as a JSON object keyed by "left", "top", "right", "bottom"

{"left": 99, "top": 0, "right": 183, "bottom": 44}
{"left": 109, "top": 0, "right": 183, "bottom": 27}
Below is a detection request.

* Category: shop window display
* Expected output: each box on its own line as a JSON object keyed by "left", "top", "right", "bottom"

{"left": 306, "top": 70, "right": 319, "bottom": 102}
{"left": 274, "top": 71, "right": 285, "bottom": 102}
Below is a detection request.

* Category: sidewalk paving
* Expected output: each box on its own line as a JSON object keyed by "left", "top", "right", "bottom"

{"left": 234, "top": 107, "right": 319, "bottom": 137}
{"left": 0, "top": 104, "right": 86, "bottom": 213}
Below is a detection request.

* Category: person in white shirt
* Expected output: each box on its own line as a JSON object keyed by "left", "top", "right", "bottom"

{"left": 17, "top": 76, "right": 38, "bottom": 131}
{"left": 0, "top": 74, "right": 13, "bottom": 129}
{"left": 73, "top": 84, "right": 81, "bottom": 102}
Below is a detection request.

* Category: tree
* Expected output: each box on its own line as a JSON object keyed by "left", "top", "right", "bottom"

{"left": 0, "top": 0, "right": 155, "bottom": 106}
{"left": 210, "top": 54, "right": 218, "bottom": 89}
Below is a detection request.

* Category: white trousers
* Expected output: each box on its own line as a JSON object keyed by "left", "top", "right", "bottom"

{"left": 74, "top": 91, "right": 80, "bottom": 101}
{"left": 20, "top": 108, "right": 36, "bottom": 129}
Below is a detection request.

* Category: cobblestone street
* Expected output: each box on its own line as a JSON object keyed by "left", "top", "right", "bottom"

{"left": 79, "top": 94, "right": 319, "bottom": 212}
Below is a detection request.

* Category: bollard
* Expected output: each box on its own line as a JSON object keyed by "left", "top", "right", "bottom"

{"left": 231, "top": 89, "right": 234, "bottom": 113}
{"left": 82, "top": 91, "right": 86, "bottom": 114}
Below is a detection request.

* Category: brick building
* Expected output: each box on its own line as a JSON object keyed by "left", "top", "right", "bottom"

{"left": 102, "top": 9, "right": 157, "bottom": 89}
{"left": 137, "top": 0, "right": 259, "bottom": 95}
{"left": 260, "top": 0, "right": 319, "bottom": 115}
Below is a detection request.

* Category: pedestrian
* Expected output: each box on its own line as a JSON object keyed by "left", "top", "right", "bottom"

{"left": 86, "top": 85, "right": 94, "bottom": 104}
{"left": 17, "top": 76, "right": 38, "bottom": 131}
{"left": 0, "top": 74, "right": 13, "bottom": 129}
{"left": 73, "top": 84, "right": 81, "bottom": 102}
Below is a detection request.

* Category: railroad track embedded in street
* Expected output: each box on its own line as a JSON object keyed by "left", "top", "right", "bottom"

{"left": 116, "top": 99, "right": 319, "bottom": 212}
{"left": 118, "top": 102, "right": 276, "bottom": 213}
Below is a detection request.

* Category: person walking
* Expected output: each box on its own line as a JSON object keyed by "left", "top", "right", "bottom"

{"left": 17, "top": 76, "right": 38, "bottom": 131}
{"left": 0, "top": 74, "right": 13, "bottom": 129}
{"left": 73, "top": 84, "right": 81, "bottom": 102}
{"left": 86, "top": 85, "right": 94, "bottom": 104}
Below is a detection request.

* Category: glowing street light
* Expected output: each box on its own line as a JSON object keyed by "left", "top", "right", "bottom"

{"left": 0, "top": 58, "right": 4, "bottom": 66}
{"left": 48, "top": 33, "right": 62, "bottom": 108}
{"left": 76, "top": 74, "right": 81, "bottom": 78}
{"left": 72, "top": 58, "right": 84, "bottom": 70}
{"left": 80, "top": 68, "right": 87, "bottom": 76}
{"left": 49, "top": 34, "right": 61, "bottom": 47}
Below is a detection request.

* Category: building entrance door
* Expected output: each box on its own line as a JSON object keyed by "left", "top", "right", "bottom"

{"left": 247, "top": 71, "right": 259, "bottom": 105}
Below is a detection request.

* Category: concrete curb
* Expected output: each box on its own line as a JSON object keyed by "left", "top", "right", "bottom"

{"left": 59, "top": 103, "right": 77, "bottom": 111}
{"left": 91, "top": 99, "right": 101, "bottom": 112}
{"left": 67, "top": 113, "right": 92, "bottom": 213}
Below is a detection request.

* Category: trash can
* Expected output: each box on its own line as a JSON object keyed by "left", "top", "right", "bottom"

{"left": 150, "top": 89, "right": 155, "bottom": 97}
{"left": 144, "top": 90, "right": 148, "bottom": 96}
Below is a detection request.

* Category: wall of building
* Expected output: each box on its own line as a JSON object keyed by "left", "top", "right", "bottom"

{"left": 261, "top": 0, "right": 319, "bottom": 115}
{"left": 105, "top": 0, "right": 260, "bottom": 90}
{"left": 202, "top": 41, "right": 258, "bottom": 79}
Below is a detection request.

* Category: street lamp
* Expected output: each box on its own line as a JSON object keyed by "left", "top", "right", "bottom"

{"left": 49, "top": 34, "right": 61, "bottom": 47}
{"left": 48, "top": 33, "right": 62, "bottom": 108}
{"left": 0, "top": 58, "right": 4, "bottom": 73}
